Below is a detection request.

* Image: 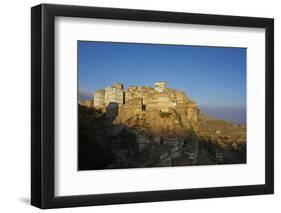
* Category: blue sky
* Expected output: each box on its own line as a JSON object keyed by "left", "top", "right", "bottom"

{"left": 78, "top": 41, "right": 246, "bottom": 124}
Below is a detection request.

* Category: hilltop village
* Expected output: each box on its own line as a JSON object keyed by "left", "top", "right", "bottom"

{"left": 79, "top": 82, "right": 246, "bottom": 169}
{"left": 80, "top": 82, "right": 198, "bottom": 122}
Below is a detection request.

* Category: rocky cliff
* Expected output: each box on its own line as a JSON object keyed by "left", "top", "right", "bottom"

{"left": 85, "top": 81, "right": 246, "bottom": 145}
{"left": 113, "top": 86, "right": 200, "bottom": 136}
{"left": 79, "top": 82, "right": 246, "bottom": 169}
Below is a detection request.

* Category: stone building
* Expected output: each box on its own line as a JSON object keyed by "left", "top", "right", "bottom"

{"left": 125, "top": 86, "right": 153, "bottom": 106}
{"left": 93, "top": 89, "right": 105, "bottom": 109}
{"left": 154, "top": 81, "right": 166, "bottom": 93}
{"left": 105, "top": 83, "right": 124, "bottom": 106}
{"left": 151, "top": 135, "right": 161, "bottom": 144}
{"left": 146, "top": 93, "right": 170, "bottom": 112}
{"left": 112, "top": 82, "right": 124, "bottom": 90}
{"left": 153, "top": 144, "right": 182, "bottom": 167}
{"left": 89, "top": 81, "right": 199, "bottom": 122}
{"left": 163, "top": 136, "right": 184, "bottom": 147}
{"left": 92, "top": 83, "right": 124, "bottom": 113}
{"left": 135, "top": 133, "right": 150, "bottom": 151}
{"left": 124, "top": 98, "right": 143, "bottom": 113}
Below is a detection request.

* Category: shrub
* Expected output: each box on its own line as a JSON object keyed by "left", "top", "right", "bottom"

{"left": 159, "top": 112, "right": 171, "bottom": 118}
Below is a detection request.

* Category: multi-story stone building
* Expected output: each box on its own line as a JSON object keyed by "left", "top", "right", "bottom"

{"left": 92, "top": 83, "right": 124, "bottom": 117}
{"left": 105, "top": 83, "right": 124, "bottom": 106}
{"left": 146, "top": 93, "right": 170, "bottom": 112}
{"left": 93, "top": 89, "right": 105, "bottom": 109}
{"left": 154, "top": 81, "right": 166, "bottom": 93}
{"left": 124, "top": 98, "right": 143, "bottom": 113}
{"left": 87, "top": 81, "right": 199, "bottom": 121}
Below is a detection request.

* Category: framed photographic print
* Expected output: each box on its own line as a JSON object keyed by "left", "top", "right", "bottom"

{"left": 31, "top": 4, "right": 274, "bottom": 209}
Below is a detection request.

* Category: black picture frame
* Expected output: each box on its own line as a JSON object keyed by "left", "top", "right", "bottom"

{"left": 31, "top": 3, "right": 274, "bottom": 209}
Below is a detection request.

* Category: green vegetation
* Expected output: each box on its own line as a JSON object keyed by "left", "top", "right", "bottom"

{"left": 159, "top": 111, "right": 172, "bottom": 118}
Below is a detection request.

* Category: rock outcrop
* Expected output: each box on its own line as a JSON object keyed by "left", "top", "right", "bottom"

{"left": 86, "top": 81, "right": 245, "bottom": 144}
{"left": 79, "top": 82, "right": 246, "bottom": 169}
{"left": 104, "top": 82, "right": 201, "bottom": 135}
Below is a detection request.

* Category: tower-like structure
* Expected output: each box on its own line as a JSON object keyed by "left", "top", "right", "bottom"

{"left": 105, "top": 83, "right": 124, "bottom": 106}
{"left": 154, "top": 81, "right": 166, "bottom": 92}
{"left": 93, "top": 89, "right": 105, "bottom": 109}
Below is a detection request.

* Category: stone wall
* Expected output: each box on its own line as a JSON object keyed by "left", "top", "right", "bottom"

{"left": 125, "top": 86, "right": 154, "bottom": 105}
{"left": 124, "top": 98, "right": 143, "bottom": 112}
{"left": 146, "top": 93, "right": 170, "bottom": 112}
{"left": 154, "top": 81, "right": 166, "bottom": 92}
{"left": 89, "top": 82, "right": 200, "bottom": 124}
{"left": 93, "top": 89, "right": 105, "bottom": 109}
{"left": 105, "top": 85, "right": 124, "bottom": 106}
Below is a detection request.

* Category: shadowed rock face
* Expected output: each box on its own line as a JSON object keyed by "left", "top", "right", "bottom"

{"left": 78, "top": 104, "right": 246, "bottom": 170}
{"left": 79, "top": 82, "right": 246, "bottom": 170}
